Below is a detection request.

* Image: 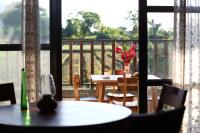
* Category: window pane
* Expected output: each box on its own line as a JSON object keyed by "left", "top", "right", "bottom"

{"left": 40, "top": 51, "right": 50, "bottom": 75}
{"left": 0, "top": 51, "right": 49, "bottom": 103}
{"left": 0, "top": 51, "right": 22, "bottom": 103}
{"left": 147, "top": 13, "right": 174, "bottom": 79}
{"left": 147, "top": 0, "right": 174, "bottom": 6}
{"left": 0, "top": 0, "right": 22, "bottom": 44}
{"left": 62, "top": 0, "right": 138, "bottom": 90}
{"left": 39, "top": 0, "right": 49, "bottom": 44}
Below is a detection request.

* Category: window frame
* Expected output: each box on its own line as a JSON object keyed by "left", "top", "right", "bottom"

{"left": 0, "top": 0, "right": 174, "bottom": 111}
{"left": 139, "top": 0, "right": 173, "bottom": 113}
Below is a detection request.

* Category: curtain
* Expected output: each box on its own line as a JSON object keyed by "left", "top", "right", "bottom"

{"left": 22, "top": 0, "right": 40, "bottom": 102}
{"left": 173, "top": 0, "right": 200, "bottom": 132}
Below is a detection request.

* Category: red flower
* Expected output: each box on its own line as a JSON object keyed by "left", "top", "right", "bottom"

{"left": 115, "top": 47, "right": 122, "bottom": 53}
{"left": 115, "top": 43, "right": 137, "bottom": 65}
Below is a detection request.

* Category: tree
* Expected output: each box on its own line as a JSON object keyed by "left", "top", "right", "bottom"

{"left": 0, "top": 3, "right": 22, "bottom": 41}
{"left": 78, "top": 11, "right": 100, "bottom": 37}
{"left": 148, "top": 19, "right": 162, "bottom": 39}
{"left": 63, "top": 11, "right": 101, "bottom": 38}
{"left": 0, "top": 2, "right": 49, "bottom": 43}
{"left": 39, "top": 8, "right": 49, "bottom": 43}
{"left": 63, "top": 19, "right": 78, "bottom": 38}
{"left": 127, "top": 11, "right": 138, "bottom": 33}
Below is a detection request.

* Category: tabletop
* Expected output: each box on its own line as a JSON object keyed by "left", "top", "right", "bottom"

{"left": 91, "top": 75, "right": 123, "bottom": 83}
{"left": 91, "top": 74, "right": 160, "bottom": 82}
{"left": 0, "top": 101, "right": 132, "bottom": 132}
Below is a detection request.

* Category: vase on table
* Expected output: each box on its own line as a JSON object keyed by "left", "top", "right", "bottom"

{"left": 37, "top": 74, "right": 57, "bottom": 113}
{"left": 124, "top": 63, "right": 130, "bottom": 75}
{"left": 21, "top": 68, "right": 29, "bottom": 111}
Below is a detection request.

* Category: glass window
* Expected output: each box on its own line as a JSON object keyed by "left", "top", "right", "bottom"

{"left": 0, "top": 0, "right": 22, "bottom": 44}
{"left": 40, "top": 51, "right": 50, "bottom": 75}
{"left": 0, "top": 51, "right": 50, "bottom": 103}
{"left": 0, "top": 51, "right": 22, "bottom": 103}
{"left": 62, "top": 0, "right": 138, "bottom": 89}
{"left": 147, "top": 0, "right": 174, "bottom": 6}
{"left": 39, "top": 0, "right": 49, "bottom": 44}
{"left": 147, "top": 13, "right": 174, "bottom": 79}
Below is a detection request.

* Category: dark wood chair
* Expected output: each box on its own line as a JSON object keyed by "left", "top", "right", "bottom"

{"left": 73, "top": 74, "right": 107, "bottom": 102}
{"left": 126, "top": 106, "right": 185, "bottom": 133}
{"left": 156, "top": 84, "right": 187, "bottom": 112}
{"left": 0, "top": 83, "right": 16, "bottom": 104}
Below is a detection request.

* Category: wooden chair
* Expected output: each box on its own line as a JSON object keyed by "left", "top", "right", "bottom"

{"left": 126, "top": 106, "right": 185, "bottom": 133}
{"left": 73, "top": 74, "right": 107, "bottom": 102}
{"left": 109, "top": 69, "right": 124, "bottom": 94}
{"left": 156, "top": 84, "right": 187, "bottom": 112}
{"left": 107, "top": 77, "right": 139, "bottom": 112}
{"left": 0, "top": 83, "right": 16, "bottom": 104}
{"left": 147, "top": 86, "right": 159, "bottom": 112}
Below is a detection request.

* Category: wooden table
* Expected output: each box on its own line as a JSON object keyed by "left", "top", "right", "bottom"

{"left": 91, "top": 75, "right": 160, "bottom": 103}
{"left": 0, "top": 101, "right": 132, "bottom": 132}
{"left": 91, "top": 75, "right": 123, "bottom": 102}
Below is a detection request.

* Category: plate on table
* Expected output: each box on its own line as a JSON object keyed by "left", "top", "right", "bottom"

{"left": 102, "top": 75, "right": 110, "bottom": 79}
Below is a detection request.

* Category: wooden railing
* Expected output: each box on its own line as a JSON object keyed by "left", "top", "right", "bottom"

{"left": 0, "top": 39, "right": 173, "bottom": 87}
{"left": 62, "top": 39, "right": 173, "bottom": 86}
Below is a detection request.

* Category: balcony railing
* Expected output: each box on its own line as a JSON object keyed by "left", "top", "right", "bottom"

{"left": 0, "top": 39, "right": 173, "bottom": 87}
{"left": 62, "top": 39, "right": 173, "bottom": 86}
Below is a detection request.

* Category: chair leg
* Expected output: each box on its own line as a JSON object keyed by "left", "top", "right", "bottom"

{"left": 112, "top": 86, "right": 115, "bottom": 93}
{"left": 151, "top": 86, "right": 158, "bottom": 112}
{"left": 130, "top": 106, "right": 138, "bottom": 113}
{"left": 148, "top": 100, "right": 153, "bottom": 113}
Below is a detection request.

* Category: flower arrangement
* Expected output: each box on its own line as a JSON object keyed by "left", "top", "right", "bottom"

{"left": 115, "top": 43, "right": 137, "bottom": 66}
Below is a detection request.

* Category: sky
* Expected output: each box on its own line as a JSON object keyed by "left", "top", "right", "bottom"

{"left": 60, "top": 0, "right": 174, "bottom": 30}
{"left": 0, "top": 0, "right": 174, "bottom": 31}
{"left": 61, "top": 0, "right": 138, "bottom": 30}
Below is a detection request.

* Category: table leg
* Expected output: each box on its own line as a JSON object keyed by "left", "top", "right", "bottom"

{"left": 95, "top": 84, "right": 99, "bottom": 97}
{"left": 98, "top": 83, "right": 105, "bottom": 102}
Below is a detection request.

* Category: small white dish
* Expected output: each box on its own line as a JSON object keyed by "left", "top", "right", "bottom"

{"left": 102, "top": 75, "right": 110, "bottom": 79}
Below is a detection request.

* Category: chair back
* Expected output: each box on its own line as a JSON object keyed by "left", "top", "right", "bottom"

{"left": 73, "top": 74, "right": 80, "bottom": 100}
{"left": 127, "top": 106, "right": 185, "bottom": 133}
{"left": 117, "top": 77, "right": 139, "bottom": 106}
{"left": 0, "top": 83, "right": 16, "bottom": 104}
{"left": 156, "top": 84, "right": 187, "bottom": 112}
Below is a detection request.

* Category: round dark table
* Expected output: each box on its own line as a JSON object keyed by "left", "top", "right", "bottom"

{"left": 0, "top": 101, "right": 132, "bottom": 133}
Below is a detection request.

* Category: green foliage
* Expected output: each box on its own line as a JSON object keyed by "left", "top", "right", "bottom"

{"left": 0, "top": 2, "right": 49, "bottom": 42}
{"left": 0, "top": 3, "right": 22, "bottom": 40}
{"left": 96, "top": 33, "right": 110, "bottom": 39}
{"left": 126, "top": 10, "right": 138, "bottom": 36}
{"left": 62, "top": 10, "right": 173, "bottom": 40}
{"left": 63, "top": 19, "right": 79, "bottom": 38}
{"left": 79, "top": 11, "right": 100, "bottom": 37}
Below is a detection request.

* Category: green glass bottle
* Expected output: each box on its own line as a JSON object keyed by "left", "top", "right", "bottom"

{"left": 21, "top": 68, "right": 29, "bottom": 110}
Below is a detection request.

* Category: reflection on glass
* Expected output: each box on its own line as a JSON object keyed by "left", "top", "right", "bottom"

{"left": 21, "top": 110, "right": 31, "bottom": 126}
{"left": 0, "top": 0, "right": 22, "bottom": 44}
{"left": 39, "top": 0, "right": 50, "bottom": 44}
{"left": 39, "top": 74, "right": 56, "bottom": 99}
